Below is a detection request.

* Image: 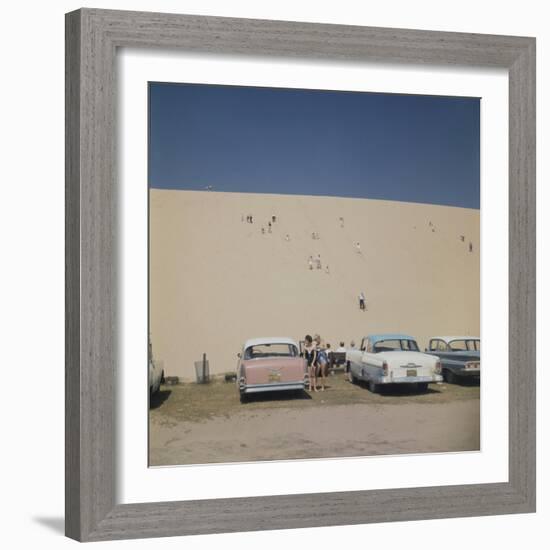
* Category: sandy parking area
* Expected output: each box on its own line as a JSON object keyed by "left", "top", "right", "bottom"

{"left": 149, "top": 374, "right": 480, "bottom": 466}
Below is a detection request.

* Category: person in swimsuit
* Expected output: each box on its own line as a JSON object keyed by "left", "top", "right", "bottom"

{"left": 314, "top": 334, "right": 328, "bottom": 391}
{"left": 303, "top": 334, "right": 318, "bottom": 392}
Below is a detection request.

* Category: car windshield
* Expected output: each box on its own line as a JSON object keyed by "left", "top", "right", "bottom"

{"left": 244, "top": 343, "right": 298, "bottom": 359}
{"left": 372, "top": 339, "right": 419, "bottom": 352}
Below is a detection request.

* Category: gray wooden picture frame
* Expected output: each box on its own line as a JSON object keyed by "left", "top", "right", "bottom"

{"left": 65, "top": 8, "right": 536, "bottom": 542}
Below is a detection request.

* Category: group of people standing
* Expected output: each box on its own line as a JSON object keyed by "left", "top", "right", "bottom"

{"left": 303, "top": 334, "right": 329, "bottom": 392}
{"left": 303, "top": 335, "right": 351, "bottom": 391}
{"left": 303, "top": 337, "right": 355, "bottom": 391}
{"left": 303, "top": 334, "right": 348, "bottom": 391}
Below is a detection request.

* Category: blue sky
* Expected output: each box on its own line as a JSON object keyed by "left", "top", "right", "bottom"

{"left": 149, "top": 83, "right": 479, "bottom": 209}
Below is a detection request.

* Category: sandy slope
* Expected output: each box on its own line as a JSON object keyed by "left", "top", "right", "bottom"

{"left": 149, "top": 190, "right": 479, "bottom": 379}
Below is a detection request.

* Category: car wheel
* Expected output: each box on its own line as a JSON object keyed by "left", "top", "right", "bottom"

{"left": 350, "top": 370, "right": 358, "bottom": 384}
{"left": 239, "top": 392, "right": 248, "bottom": 404}
{"left": 368, "top": 380, "right": 378, "bottom": 393}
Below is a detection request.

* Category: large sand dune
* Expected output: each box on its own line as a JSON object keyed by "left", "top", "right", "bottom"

{"left": 149, "top": 190, "right": 479, "bottom": 379}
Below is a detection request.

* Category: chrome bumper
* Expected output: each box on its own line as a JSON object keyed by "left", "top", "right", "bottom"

{"left": 377, "top": 374, "right": 443, "bottom": 384}
{"left": 456, "top": 368, "right": 481, "bottom": 377}
{"left": 240, "top": 382, "right": 306, "bottom": 394}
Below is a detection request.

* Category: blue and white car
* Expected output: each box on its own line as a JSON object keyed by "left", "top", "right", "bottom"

{"left": 347, "top": 333, "right": 443, "bottom": 393}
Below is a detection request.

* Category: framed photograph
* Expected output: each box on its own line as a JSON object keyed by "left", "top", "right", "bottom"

{"left": 65, "top": 8, "right": 535, "bottom": 542}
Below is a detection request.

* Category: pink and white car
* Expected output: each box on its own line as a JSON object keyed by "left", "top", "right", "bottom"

{"left": 237, "top": 337, "right": 308, "bottom": 402}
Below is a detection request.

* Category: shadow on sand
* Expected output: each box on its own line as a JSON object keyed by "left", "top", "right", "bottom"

{"left": 242, "top": 389, "right": 312, "bottom": 404}
{"left": 355, "top": 382, "right": 442, "bottom": 396}
{"left": 149, "top": 389, "right": 172, "bottom": 409}
{"left": 446, "top": 377, "right": 480, "bottom": 388}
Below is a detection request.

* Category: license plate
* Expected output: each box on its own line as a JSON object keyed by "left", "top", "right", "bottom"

{"left": 406, "top": 369, "right": 417, "bottom": 377}
{"left": 268, "top": 372, "right": 281, "bottom": 382}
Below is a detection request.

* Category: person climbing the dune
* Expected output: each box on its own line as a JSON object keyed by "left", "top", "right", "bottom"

{"left": 359, "top": 291, "right": 366, "bottom": 311}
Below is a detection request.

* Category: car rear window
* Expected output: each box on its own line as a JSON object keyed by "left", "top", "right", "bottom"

{"left": 373, "top": 339, "right": 419, "bottom": 352}
{"left": 244, "top": 344, "right": 298, "bottom": 359}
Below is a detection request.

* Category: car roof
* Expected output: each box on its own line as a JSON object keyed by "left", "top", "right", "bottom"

{"left": 430, "top": 336, "right": 480, "bottom": 343}
{"left": 244, "top": 337, "right": 298, "bottom": 349}
{"left": 364, "top": 333, "right": 416, "bottom": 345}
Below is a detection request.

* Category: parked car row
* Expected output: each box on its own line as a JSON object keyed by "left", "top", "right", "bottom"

{"left": 235, "top": 334, "right": 480, "bottom": 401}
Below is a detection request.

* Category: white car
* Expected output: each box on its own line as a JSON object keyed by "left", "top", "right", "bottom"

{"left": 347, "top": 333, "right": 443, "bottom": 393}
{"left": 148, "top": 337, "right": 164, "bottom": 398}
{"left": 149, "top": 357, "right": 163, "bottom": 397}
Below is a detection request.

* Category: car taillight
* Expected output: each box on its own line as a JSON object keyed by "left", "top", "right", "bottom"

{"left": 435, "top": 361, "right": 442, "bottom": 374}
{"left": 382, "top": 361, "right": 389, "bottom": 376}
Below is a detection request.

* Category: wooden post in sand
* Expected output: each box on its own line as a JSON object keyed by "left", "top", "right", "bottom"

{"left": 202, "top": 353, "right": 207, "bottom": 383}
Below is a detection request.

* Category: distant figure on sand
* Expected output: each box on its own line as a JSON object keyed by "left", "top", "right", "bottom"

{"left": 316, "top": 255, "right": 322, "bottom": 269}
{"left": 325, "top": 265, "right": 330, "bottom": 274}
{"left": 469, "top": 241, "right": 473, "bottom": 252}
{"left": 272, "top": 215, "right": 276, "bottom": 223}
{"left": 358, "top": 292, "right": 366, "bottom": 311}
{"left": 339, "top": 217, "right": 344, "bottom": 228}
{"left": 355, "top": 242, "right": 361, "bottom": 254}
{"left": 460, "top": 235, "right": 465, "bottom": 242}
{"left": 268, "top": 222, "right": 272, "bottom": 233}
{"left": 308, "top": 256, "right": 314, "bottom": 270}
{"left": 261, "top": 227, "right": 265, "bottom": 234}
{"left": 285, "top": 234, "right": 290, "bottom": 242}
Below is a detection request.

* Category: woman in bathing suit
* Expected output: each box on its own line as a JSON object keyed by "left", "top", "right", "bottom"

{"left": 303, "top": 334, "right": 318, "bottom": 392}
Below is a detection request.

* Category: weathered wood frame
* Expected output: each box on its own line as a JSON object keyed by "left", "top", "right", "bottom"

{"left": 65, "top": 8, "right": 536, "bottom": 542}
